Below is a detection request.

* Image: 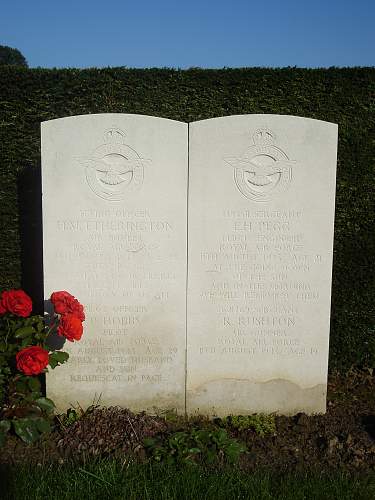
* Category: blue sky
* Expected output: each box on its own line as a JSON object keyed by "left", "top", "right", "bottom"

{"left": 1, "top": 0, "right": 374, "bottom": 68}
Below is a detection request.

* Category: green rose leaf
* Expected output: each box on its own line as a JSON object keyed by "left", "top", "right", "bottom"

{"left": 14, "top": 326, "right": 36, "bottom": 338}
{"left": 35, "top": 397, "right": 55, "bottom": 413}
{"left": 48, "top": 356, "right": 58, "bottom": 369}
{"left": 13, "top": 418, "right": 40, "bottom": 444}
{"left": 15, "top": 379, "right": 28, "bottom": 394}
{"left": 0, "top": 420, "right": 11, "bottom": 433}
{"left": 20, "top": 337, "right": 33, "bottom": 348}
{"left": 35, "top": 417, "right": 51, "bottom": 434}
{"left": 54, "top": 351, "right": 69, "bottom": 362}
{"left": 28, "top": 404, "right": 43, "bottom": 415}
{"left": 27, "top": 376, "right": 41, "bottom": 392}
{"left": 49, "top": 351, "right": 69, "bottom": 369}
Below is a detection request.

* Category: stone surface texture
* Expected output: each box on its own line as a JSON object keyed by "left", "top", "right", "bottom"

{"left": 187, "top": 114, "right": 337, "bottom": 416}
{"left": 43, "top": 113, "right": 337, "bottom": 416}
{"left": 42, "top": 114, "right": 188, "bottom": 413}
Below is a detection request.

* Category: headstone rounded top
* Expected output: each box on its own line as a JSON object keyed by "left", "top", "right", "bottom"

{"left": 41, "top": 113, "right": 187, "bottom": 127}
{"left": 190, "top": 114, "right": 338, "bottom": 133}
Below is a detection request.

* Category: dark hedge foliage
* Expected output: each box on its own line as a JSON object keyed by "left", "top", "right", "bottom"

{"left": 0, "top": 46, "right": 28, "bottom": 67}
{"left": 0, "top": 66, "right": 374, "bottom": 370}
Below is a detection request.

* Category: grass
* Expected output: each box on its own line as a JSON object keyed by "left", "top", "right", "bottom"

{"left": 1, "top": 460, "right": 374, "bottom": 500}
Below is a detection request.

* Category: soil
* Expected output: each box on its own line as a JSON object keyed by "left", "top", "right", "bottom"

{"left": 1, "top": 371, "right": 374, "bottom": 472}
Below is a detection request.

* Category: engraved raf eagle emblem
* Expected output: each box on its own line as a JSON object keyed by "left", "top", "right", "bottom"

{"left": 224, "top": 128, "right": 295, "bottom": 202}
{"left": 88, "top": 156, "right": 133, "bottom": 186}
{"left": 77, "top": 128, "right": 150, "bottom": 201}
{"left": 237, "top": 158, "right": 286, "bottom": 187}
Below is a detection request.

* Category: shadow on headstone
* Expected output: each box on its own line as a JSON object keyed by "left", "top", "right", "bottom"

{"left": 17, "top": 162, "right": 44, "bottom": 314}
{"left": 44, "top": 299, "right": 66, "bottom": 351}
{"left": 17, "top": 162, "right": 46, "bottom": 394}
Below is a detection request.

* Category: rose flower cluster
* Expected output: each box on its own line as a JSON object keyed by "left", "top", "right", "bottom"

{"left": 51, "top": 290, "right": 85, "bottom": 341}
{"left": 0, "top": 289, "right": 84, "bottom": 377}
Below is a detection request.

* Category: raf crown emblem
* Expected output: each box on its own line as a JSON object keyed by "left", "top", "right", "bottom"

{"left": 78, "top": 128, "right": 149, "bottom": 201}
{"left": 224, "top": 128, "right": 295, "bottom": 202}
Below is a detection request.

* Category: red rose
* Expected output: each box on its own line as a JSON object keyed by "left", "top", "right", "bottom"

{"left": 58, "top": 313, "right": 83, "bottom": 342}
{"left": 16, "top": 346, "right": 49, "bottom": 376}
{"left": 0, "top": 296, "right": 6, "bottom": 315}
{"left": 50, "top": 291, "right": 85, "bottom": 321}
{"left": 1, "top": 289, "right": 32, "bottom": 317}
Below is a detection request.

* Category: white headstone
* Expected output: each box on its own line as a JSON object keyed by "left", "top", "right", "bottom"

{"left": 187, "top": 115, "right": 337, "bottom": 416}
{"left": 43, "top": 113, "right": 337, "bottom": 416}
{"left": 42, "top": 114, "right": 188, "bottom": 413}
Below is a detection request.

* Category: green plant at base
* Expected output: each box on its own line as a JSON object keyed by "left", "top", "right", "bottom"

{"left": 58, "top": 399, "right": 100, "bottom": 428}
{"left": 0, "top": 370, "right": 56, "bottom": 446}
{"left": 59, "top": 407, "right": 81, "bottom": 427}
{"left": 144, "top": 427, "right": 246, "bottom": 465}
{"left": 0, "top": 289, "right": 85, "bottom": 445}
{"left": 224, "top": 414, "right": 276, "bottom": 436}
{"left": 0, "top": 310, "right": 61, "bottom": 445}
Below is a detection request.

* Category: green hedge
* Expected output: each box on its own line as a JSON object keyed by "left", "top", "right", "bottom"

{"left": 0, "top": 66, "right": 374, "bottom": 370}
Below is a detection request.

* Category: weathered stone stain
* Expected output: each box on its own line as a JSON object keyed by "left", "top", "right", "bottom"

{"left": 187, "top": 378, "right": 326, "bottom": 416}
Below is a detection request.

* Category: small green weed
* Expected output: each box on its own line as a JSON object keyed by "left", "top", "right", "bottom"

{"left": 157, "top": 408, "right": 181, "bottom": 423}
{"left": 144, "top": 427, "right": 246, "bottom": 465}
{"left": 224, "top": 414, "right": 276, "bottom": 436}
{"left": 57, "top": 398, "right": 100, "bottom": 428}
{"left": 58, "top": 407, "right": 82, "bottom": 427}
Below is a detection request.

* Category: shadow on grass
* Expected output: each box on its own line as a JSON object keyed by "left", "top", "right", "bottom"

{"left": 0, "top": 464, "right": 16, "bottom": 499}
{"left": 1, "top": 460, "right": 375, "bottom": 500}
